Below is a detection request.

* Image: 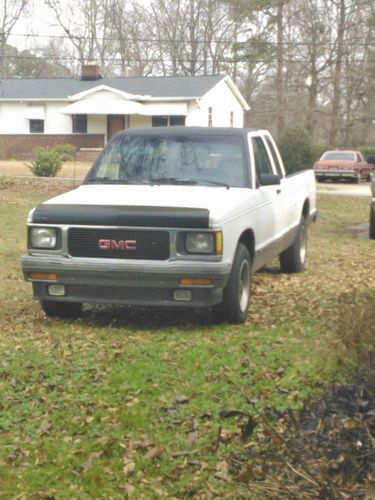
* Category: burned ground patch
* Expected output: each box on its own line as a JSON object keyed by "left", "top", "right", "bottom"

{"left": 228, "top": 377, "right": 375, "bottom": 497}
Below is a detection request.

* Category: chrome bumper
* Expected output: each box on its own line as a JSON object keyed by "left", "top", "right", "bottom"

{"left": 21, "top": 254, "right": 231, "bottom": 307}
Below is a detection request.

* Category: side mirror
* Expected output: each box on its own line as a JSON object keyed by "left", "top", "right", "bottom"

{"left": 367, "top": 155, "right": 375, "bottom": 165}
{"left": 258, "top": 173, "right": 281, "bottom": 186}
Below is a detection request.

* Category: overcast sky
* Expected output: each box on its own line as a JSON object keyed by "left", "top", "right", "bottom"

{"left": 10, "top": 0, "right": 61, "bottom": 50}
{"left": 10, "top": 0, "right": 151, "bottom": 52}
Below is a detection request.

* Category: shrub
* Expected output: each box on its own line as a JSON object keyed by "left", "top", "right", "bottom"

{"left": 334, "top": 292, "right": 375, "bottom": 375}
{"left": 313, "top": 144, "right": 332, "bottom": 161}
{"left": 278, "top": 126, "right": 316, "bottom": 174}
{"left": 359, "top": 146, "right": 375, "bottom": 159}
{"left": 52, "top": 143, "right": 77, "bottom": 161}
{"left": 27, "top": 147, "right": 63, "bottom": 177}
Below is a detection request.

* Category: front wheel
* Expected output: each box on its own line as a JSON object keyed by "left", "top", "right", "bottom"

{"left": 40, "top": 300, "right": 82, "bottom": 318}
{"left": 212, "top": 243, "right": 252, "bottom": 324}
{"left": 280, "top": 216, "right": 308, "bottom": 273}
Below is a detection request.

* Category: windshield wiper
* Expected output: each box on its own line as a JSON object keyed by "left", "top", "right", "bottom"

{"left": 85, "top": 177, "right": 131, "bottom": 184}
{"left": 85, "top": 178, "right": 154, "bottom": 185}
{"left": 150, "top": 177, "right": 198, "bottom": 185}
{"left": 198, "top": 179, "right": 230, "bottom": 188}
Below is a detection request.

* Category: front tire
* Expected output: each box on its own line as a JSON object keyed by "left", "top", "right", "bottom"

{"left": 212, "top": 243, "right": 252, "bottom": 324}
{"left": 280, "top": 216, "right": 308, "bottom": 273}
{"left": 41, "top": 300, "right": 82, "bottom": 318}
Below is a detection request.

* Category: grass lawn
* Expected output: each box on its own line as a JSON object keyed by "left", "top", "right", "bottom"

{"left": 0, "top": 177, "right": 374, "bottom": 498}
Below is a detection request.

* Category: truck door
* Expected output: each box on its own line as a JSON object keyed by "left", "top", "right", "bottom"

{"left": 249, "top": 135, "right": 284, "bottom": 257}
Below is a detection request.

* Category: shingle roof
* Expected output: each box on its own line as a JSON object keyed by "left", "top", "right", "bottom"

{"left": 0, "top": 74, "right": 225, "bottom": 100}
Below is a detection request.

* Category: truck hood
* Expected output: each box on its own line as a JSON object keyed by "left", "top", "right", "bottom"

{"left": 40, "top": 184, "right": 254, "bottom": 226}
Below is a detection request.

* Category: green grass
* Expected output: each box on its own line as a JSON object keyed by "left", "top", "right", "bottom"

{"left": 0, "top": 182, "right": 374, "bottom": 497}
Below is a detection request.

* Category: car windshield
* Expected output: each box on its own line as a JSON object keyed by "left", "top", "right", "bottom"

{"left": 321, "top": 151, "right": 356, "bottom": 161}
{"left": 84, "top": 133, "right": 247, "bottom": 188}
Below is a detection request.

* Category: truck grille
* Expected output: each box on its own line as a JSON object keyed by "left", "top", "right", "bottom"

{"left": 68, "top": 228, "right": 170, "bottom": 260}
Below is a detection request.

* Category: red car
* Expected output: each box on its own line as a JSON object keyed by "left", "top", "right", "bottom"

{"left": 313, "top": 150, "right": 374, "bottom": 183}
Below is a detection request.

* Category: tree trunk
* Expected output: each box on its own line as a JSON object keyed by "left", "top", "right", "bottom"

{"left": 329, "top": 0, "right": 346, "bottom": 145}
{"left": 276, "top": 0, "right": 285, "bottom": 136}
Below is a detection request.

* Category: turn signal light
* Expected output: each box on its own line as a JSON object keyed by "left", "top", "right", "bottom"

{"left": 180, "top": 278, "right": 212, "bottom": 286}
{"left": 215, "top": 231, "right": 223, "bottom": 255}
{"left": 29, "top": 272, "right": 57, "bottom": 281}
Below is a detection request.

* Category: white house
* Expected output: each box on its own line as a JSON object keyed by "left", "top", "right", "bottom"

{"left": 0, "top": 65, "right": 249, "bottom": 159}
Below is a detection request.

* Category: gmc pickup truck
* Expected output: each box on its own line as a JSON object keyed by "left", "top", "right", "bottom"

{"left": 21, "top": 127, "right": 317, "bottom": 323}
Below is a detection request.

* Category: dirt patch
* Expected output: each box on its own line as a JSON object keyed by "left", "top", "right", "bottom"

{"left": 0, "top": 177, "right": 77, "bottom": 195}
{"left": 347, "top": 222, "right": 370, "bottom": 240}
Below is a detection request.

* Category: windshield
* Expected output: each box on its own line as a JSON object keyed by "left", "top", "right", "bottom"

{"left": 321, "top": 151, "right": 356, "bottom": 161}
{"left": 84, "top": 133, "right": 248, "bottom": 188}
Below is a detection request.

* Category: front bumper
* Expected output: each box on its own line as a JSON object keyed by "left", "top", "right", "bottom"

{"left": 21, "top": 254, "right": 231, "bottom": 307}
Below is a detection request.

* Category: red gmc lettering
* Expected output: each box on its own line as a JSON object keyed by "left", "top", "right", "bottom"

{"left": 98, "top": 239, "right": 137, "bottom": 251}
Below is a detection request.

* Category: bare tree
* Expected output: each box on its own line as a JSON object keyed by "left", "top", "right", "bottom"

{"left": 109, "top": 0, "right": 160, "bottom": 76}
{"left": 44, "top": 0, "right": 116, "bottom": 72}
{"left": 0, "top": 0, "right": 29, "bottom": 76}
{"left": 288, "top": 0, "right": 333, "bottom": 138}
{"left": 148, "top": 0, "right": 236, "bottom": 76}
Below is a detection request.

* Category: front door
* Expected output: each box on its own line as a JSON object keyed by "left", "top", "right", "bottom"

{"left": 249, "top": 134, "right": 284, "bottom": 259}
{"left": 107, "top": 115, "right": 125, "bottom": 141}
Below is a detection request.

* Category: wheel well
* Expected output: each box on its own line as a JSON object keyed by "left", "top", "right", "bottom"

{"left": 239, "top": 230, "right": 255, "bottom": 260}
{"left": 302, "top": 199, "right": 310, "bottom": 218}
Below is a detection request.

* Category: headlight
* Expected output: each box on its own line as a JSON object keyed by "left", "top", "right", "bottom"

{"left": 186, "top": 232, "right": 215, "bottom": 254}
{"left": 30, "top": 227, "right": 57, "bottom": 249}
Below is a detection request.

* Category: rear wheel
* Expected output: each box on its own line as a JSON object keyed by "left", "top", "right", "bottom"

{"left": 40, "top": 300, "right": 82, "bottom": 318}
{"left": 280, "top": 216, "right": 307, "bottom": 273}
{"left": 212, "top": 243, "right": 252, "bottom": 324}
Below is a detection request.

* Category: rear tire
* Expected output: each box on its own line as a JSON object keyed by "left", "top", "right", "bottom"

{"left": 280, "top": 216, "right": 308, "bottom": 273}
{"left": 41, "top": 300, "right": 82, "bottom": 318}
{"left": 212, "top": 243, "right": 252, "bottom": 324}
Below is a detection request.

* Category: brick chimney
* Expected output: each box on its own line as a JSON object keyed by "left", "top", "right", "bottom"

{"left": 81, "top": 62, "right": 102, "bottom": 81}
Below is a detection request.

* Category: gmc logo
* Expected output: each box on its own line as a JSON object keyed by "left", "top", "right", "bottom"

{"left": 98, "top": 239, "right": 137, "bottom": 251}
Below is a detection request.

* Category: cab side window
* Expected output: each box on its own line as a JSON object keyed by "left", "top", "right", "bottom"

{"left": 265, "top": 136, "right": 283, "bottom": 177}
{"left": 252, "top": 137, "right": 274, "bottom": 178}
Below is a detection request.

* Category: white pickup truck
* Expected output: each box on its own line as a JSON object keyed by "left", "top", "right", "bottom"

{"left": 21, "top": 127, "right": 317, "bottom": 323}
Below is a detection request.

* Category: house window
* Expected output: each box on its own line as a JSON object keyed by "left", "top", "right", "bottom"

{"left": 230, "top": 111, "right": 234, "bottom": 128}
{"left": 170, "top": 115, "right": 185, "bottom": 126}
{"left": 29, "top": 119, "right": 44, "bottom": 133}
{"left": 72, "top": 114, "right": 87, "bottom": 133}
{"left": 152, "top": 116, "right": 185, "bottom": 127}
{"left": 152, "top": 116, "right": 168, "bottom": 127}
{"left": 208, "top": 107, "right": 213, "bottom": 127}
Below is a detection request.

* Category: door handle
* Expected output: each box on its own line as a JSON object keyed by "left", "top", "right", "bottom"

{"left": 276, "top": 188, "right": 282, "bottom": 194}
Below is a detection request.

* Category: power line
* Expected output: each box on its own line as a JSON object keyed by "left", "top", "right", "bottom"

{"left": 4, "top": 31, "right": 373, "bottom": 47}
{"left": 2, "top": 54, "right": 373, "bottom": 64}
